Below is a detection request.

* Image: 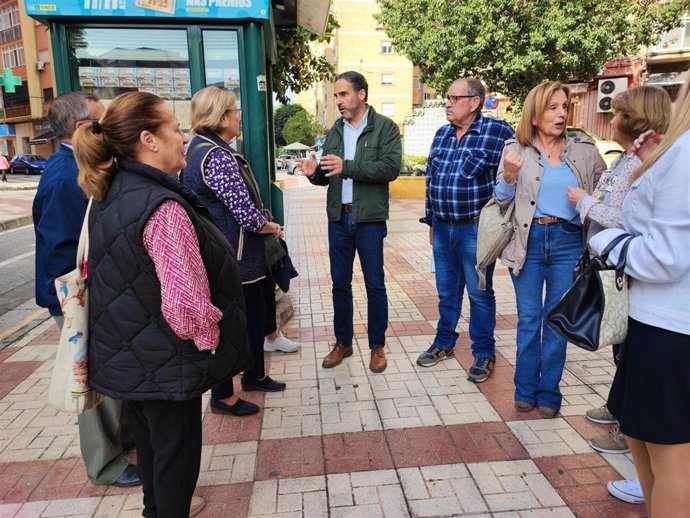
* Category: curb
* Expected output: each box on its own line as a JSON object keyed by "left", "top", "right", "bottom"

{"left": 0, "top": 215, "right": 33, "bottom": 231}
{"left": 0, "top": 185, "right": 38, "bottom": 191}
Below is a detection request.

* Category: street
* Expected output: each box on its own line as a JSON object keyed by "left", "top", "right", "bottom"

{"left": 0, "top": 181, "right": 47, "bottom": 348}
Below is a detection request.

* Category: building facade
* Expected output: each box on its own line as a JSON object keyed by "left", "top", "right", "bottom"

{"left": 0, "top": 0, "right": 55, "bottom": 159}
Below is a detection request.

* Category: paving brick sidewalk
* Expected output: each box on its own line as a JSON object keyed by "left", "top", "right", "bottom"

{"left": 0, "top": 177, "right": 644, "bottom": 517}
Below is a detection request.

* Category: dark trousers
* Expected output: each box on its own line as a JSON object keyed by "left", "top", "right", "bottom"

{"left": 211, "top": 278, "right": 269, "bottom": 400}
{"left": 328, "top": 211, "right": 388, "bottom": 348}
{"left": 263, "top": 274, "right": 278, "bottom": 336}
{"left": 129, "top": 397, "right": 202, "bottom": 518}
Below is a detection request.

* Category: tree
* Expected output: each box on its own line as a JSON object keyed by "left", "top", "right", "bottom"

{"left": 282, "top": 110, "right": 325, "bottom": 146}
{"left": 272, "top": 14, "right": 340, "bottom": 104}
{"left": 274, "top": 104, "right": 306, "bottom": 146}
{"left": 376, "top": 0, "right": 687, "bottom": 104}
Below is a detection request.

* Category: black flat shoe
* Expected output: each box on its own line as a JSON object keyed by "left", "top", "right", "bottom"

{"left": 241, "top": 375, "right": 287, "bottom": 392}
{"left": 112, "top": 463, "right": 141, "bottom": 487}
{"left": 210, "top": 398, "right": 260, "bottom": 416}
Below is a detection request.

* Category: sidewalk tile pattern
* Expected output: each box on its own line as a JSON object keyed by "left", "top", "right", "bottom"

{"left": 0, "top": 179, "right": 645, "bottom": 517}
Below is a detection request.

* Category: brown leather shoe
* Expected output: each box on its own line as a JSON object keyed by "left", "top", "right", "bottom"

{"left": 322, "top": 343, "right": 353, "bottom": 368}
{"left": 514, "top": 401, "right": 535, "bottom": 413}
{"left": 537, "top": 406, "right": 558, "bottom": 419}
{"left": 189, "top": 496, "right": 205, "bottom": 517}
{"left": 369, "top": 347, "right": 387, "bottom": 373}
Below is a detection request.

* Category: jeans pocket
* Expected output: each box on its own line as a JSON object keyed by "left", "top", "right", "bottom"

{"left": 560, "top": 222, "right": 582, "bottom": 235}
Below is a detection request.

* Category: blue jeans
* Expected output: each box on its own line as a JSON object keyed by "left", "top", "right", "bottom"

{"left": 432, "top": 219, "right": 496, "bottom": 359}
{"left": 328, "top": 211, "right": 387, "bottom": 349}
{"left": 510, "top": 222, "right": 583, "bottom": 411}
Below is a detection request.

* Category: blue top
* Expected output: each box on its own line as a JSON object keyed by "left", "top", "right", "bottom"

{"left": 32, "top": 144, "right": 87, "bottom": 316}
{"left": 495, "top": 156, "right": 580, "bottom": 223}
{"left": 535, "top": 158, "right": 579, "bottom": 221}
{"left": 425, "top": 113, "right": 514, "bottom": 224}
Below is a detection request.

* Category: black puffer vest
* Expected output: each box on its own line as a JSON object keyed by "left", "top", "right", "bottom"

{"left": 87, "top": 160, "right": 252, "bottom": 401}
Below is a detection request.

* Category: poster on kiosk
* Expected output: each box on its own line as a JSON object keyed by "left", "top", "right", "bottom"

{"left": 25, "top": 0, "right": 270, "bottom": 20}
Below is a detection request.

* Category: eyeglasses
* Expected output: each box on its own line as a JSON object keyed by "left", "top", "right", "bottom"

{"left": 226, "top": 108, "right": 242, "bottom": 117}
{"left": 445, "top": 94, "right": 477, "bottom": 104}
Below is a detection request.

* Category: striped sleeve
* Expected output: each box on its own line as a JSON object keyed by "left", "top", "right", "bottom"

{"left": 142, "top": 200, "right": 222, "bottom": 351}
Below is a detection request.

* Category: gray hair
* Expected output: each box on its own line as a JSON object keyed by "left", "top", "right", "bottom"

{"left": 453, "top": 78, "right": 486, "bottom": 113}
{"left": 48, "top": 92, "right": 100, "bottom": 139}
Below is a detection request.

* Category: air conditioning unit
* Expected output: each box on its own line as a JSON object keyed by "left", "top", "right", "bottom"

{"left": 596, "top": 77, "right": 628, "bottom": 113}
{"left": 36, "top": 61, "right": 46, "bottom": 71}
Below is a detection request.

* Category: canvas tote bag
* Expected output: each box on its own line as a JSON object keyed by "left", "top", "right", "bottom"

{"left": 49, "top": 198, "right": 103, "bottom": 413}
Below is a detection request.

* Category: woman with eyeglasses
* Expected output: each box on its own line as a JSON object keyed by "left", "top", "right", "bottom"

{"left": 182, "top": 86, "right": 287, "bottom": 417}
{"left": 495, "top": 81, "right": 606, "bottom": 418}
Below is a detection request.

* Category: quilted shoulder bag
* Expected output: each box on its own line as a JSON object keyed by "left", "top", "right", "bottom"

{"left": 476, "top": 197, "right": 515, "bottom": 290}
{"left": 546, "top": 233, "right": 633, "bottom": 351}
{"left": 49, "top": 198, "right": 103, "bottom": 414}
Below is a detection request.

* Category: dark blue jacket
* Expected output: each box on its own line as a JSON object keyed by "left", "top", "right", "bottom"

{"left": 33, "top": 144, "right": 87, "bottom": 316}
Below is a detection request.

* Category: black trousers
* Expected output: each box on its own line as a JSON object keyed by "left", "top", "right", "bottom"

{"left": 129, "top": 397, "right": 202, "bottom": 518}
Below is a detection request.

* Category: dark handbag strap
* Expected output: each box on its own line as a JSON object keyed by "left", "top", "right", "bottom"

{"left": 599, "top": 233, "right": 633, "bottom": 292}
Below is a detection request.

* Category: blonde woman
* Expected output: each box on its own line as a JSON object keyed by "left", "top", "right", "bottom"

{"left": 73, "top": 91, "right": 252, "bottom": 518}
{"left": 182, "top": 86, "right": 288, "bottom": 416}
{"left": 495, "top": 81, "right": 606, "bottom": 418}
{"left": 589, "top": 75, "right": 690, "bottom": 518}
{"left": 568, "top": 86, "right": 671, "bottom": 463}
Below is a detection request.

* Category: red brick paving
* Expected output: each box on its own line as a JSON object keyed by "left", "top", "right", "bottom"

{"left": 0, "top": 361, "right": 42, "bottom": 400}
{"left": 323, "top": 431, "right": 393, "bottom": 473}
{"left": 447, "top": 422, "right": 529, "bottom": 463}
{"left": 195, "top": 482, "right": 253, "bottom": 518}
{"left": 255, "top": 436, "right": 325, "bottom": 480}
{"left": 386, "top": 426, "right": 463, "bottom": 468}
{"left": 535, "top": 453, "right": 647, "bottom": 518}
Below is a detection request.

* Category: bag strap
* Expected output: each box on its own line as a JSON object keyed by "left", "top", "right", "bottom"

{"left": 76, "top": 197, "right": 93, "bottom": 277}
{"left": 599, "top": 233, "right": 633, "bottom": 292}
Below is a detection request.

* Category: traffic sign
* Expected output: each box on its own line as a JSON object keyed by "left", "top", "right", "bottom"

{"left": 484, "top": 95, "right": 498, "bottom": 110}
{"left": 314, "top": 137, "right": 324, "bottom": 147}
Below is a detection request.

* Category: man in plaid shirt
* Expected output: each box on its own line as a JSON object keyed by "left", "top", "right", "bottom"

{"left": 417, "top": 78, "right": 514, "bottom": 383}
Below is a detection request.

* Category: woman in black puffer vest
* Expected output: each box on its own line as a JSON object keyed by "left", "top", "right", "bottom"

{"left": 73, "top": 91, "right": 251, "bottom": 518}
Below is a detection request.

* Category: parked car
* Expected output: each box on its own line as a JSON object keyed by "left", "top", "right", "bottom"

{"left": 567, "top": 127, "right": 623, "bottom": 166}
{"left": 10, "top": 154, "right": 47, "bottom": 175}
{"left": 275, "top": 154, "right": 294, "bottom": 170}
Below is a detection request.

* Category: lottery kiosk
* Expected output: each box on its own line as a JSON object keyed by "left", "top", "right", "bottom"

{"left": 26, "top": 0, "right": 329, "bottom": 219}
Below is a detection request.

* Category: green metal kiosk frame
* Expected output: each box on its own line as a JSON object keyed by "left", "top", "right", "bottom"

{"left": 26, "top": 1, "right": 284, "bottom": 220}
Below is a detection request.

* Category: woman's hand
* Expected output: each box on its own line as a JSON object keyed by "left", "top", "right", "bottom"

{"left": 567, "top": 186, "right": 587, "bottom": 206}
{"left": 630, "top": 130, "right": 663, "bottom": 161}
{"left": 260, "top": 221, "right": 284, "bottom": 239}
{"left": 502, "top": 149, "right": 523, "bottom": 184}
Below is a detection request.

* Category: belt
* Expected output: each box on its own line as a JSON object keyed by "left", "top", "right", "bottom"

{"left": 341, "top": 203, "right": 353, "bottom": 213}
{"left": 532, "top": 216, "right": 568, "bottom": 225}
{"left": 437, "top": 215, "right": 480, "bottom": 224}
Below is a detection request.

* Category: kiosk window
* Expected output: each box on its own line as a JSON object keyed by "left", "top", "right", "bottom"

{"left": 67, "top": 28, "right": 192, "bottom": 130}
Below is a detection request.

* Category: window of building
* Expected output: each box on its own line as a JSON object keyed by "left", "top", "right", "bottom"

{"left": 381, "top": 102, "right": 394, "bottom": 116}
{"left": 381, "top": 73, "right": 394, "bottom": 85}
{"left": 43, "top": 88, "right": 54, "bottom": 102}
{"left": 653, "top": 16, "right": 690, "bottom": 52}
{"left": 380, "top": 41, "right": 394, "bottom": 54}
{"left": 0, "top": 4, "right": 20, "bottom": 44}
{"left": 2, "top": 43, "right": 24, "bottom": 68}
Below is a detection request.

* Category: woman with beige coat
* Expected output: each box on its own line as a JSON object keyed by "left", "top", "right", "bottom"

{"left": 495, "top": 81, "right": 606, "bottom": 417}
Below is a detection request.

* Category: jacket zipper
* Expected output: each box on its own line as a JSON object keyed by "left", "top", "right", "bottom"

{"left": 237, "top": 227, "right": 244, "bottom": 261}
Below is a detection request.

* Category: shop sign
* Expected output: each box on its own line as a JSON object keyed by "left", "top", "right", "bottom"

{"left": 26, "top": 0, "right": 269, "bottom": 21}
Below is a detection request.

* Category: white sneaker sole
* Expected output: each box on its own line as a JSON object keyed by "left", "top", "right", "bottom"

{"left": 263, "top": 343, "right": 300, "bottom": 353}
{"left": 585, "top": 415, "right": 617, "bottom": 425}
{"left": 588, "top": 441, "right": 630, "bottom": 455}
{"left": 607, "top": 481, "right": 644, "bottom": 504}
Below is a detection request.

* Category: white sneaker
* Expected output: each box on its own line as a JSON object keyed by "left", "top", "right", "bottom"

{"left": 264, "top": 332, "right": 301, "bottom": 353}
{"left": 607, "top": 479, "right": 644, "bottom": 504}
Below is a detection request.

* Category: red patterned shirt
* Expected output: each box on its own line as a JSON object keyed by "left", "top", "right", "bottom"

{"left": 142, "top": 200, "right": 222, "bottom": 351}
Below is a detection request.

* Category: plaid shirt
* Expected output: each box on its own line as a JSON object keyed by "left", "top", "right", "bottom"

{"left": 425, "top": 114, "right": 514, "bottom": 224}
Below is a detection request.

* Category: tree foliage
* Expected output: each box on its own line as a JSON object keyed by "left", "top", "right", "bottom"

{"left": 282, "top": 110, "right": 325, "bottom": 146}
{"left": 274, "top": 104, "right": 306, "bottom": 146}
{"left": 376, "top": 0, "right": 687, "bottom": 103}
{"left": 272, "top": 14, "right": 340, "bottom": 104}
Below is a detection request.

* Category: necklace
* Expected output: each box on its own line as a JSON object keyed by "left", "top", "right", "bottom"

{"left": 537, "top": 138, "right": 563, "bottom": 159}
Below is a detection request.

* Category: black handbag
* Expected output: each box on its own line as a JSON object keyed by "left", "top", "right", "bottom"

{"left": 546, "top": 233, "right": 633, "bottom": 352}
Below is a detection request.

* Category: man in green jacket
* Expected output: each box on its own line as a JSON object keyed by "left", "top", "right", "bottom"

{"left": 296, "top": 71, "right": 401, "bottom": 374}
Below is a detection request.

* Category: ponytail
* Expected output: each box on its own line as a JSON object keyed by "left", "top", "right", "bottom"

{"left": 74, "top": 121, "right": 116, "bottom": 201}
